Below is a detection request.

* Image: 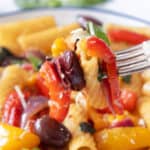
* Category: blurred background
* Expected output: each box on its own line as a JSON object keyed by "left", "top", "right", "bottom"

{"left": 0, "top": 0, "right": 149, "bottom": 21}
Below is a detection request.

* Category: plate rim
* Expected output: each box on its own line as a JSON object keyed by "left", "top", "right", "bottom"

{"left": 0, "top": 7, "right": 150, "bottom": 25}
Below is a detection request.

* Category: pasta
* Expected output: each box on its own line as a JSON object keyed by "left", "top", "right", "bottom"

{"left": 141, "top": 69, "right": 150, "bottom": 82}
{"left": 0, "top": 16, "right": 56, "bottom": 55}
{"left": 88, "top": 107, "right": 109, "bottom": 130}
{"left": 18, "top": 23, "right": 80, "bottom": 54}
{"left": 120, "top": 73, "right": 143, "bottom": 97}
{"left": 69, "top": 133, "right": 97, "bottom": 150}
{"left": 76, "top": 40, "right": 107, "bottom": 109}
{"left": 142, "top": 81, "right": 150, "bottom": 96}
{"left": 64, "top": 103, "right": 97, "bottom": 150}
{"left": 63, "top": 103, "right": 87, "bottom": 136}
{"left": 138, "top": 96, "right": 150, "bottom": 128}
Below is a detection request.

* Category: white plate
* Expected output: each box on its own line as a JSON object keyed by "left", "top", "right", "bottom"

{"left": 0, "top": 7, "right": 150, "bottom": 27}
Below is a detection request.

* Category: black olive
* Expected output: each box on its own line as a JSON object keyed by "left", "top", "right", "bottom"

{"left": 0, "top": 47, "right": 26, "bottom": 66}
{"left": 1, "top": 57, "right": 24, "bottom": 66}
{"left": 0, "top": 47, "right": 13, "bottom": 63}
{"left": 40, "top": 144, "right": 67, "bottom": 150}
{"left": 122, "top": 75, "right": 131, "bottom": 84}
{"left": 80, "top": 122, "right": 95, "bottom": 134}
{"left": 54, "top": 50, "right": 86, "bottom": 91}
{"left": 77, "top": 15, "right": 102, "bottom": 29}
{"left": 34, "top": 115, "right": 71, "bottom": 147}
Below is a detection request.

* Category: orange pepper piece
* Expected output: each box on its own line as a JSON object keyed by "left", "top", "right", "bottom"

{"left": 95, "top": 127, "right": 150, "bottom": 150}
{"left": 0, "top": 123, "right": 40, "bottom": 150}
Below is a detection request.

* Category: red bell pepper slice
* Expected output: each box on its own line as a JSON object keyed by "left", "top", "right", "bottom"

{"left": 2, "top": 90, "right": 30, "bottom": 127}
{"left": 120, "top": 89, "right": 137, "bottom": 112}
{"left": 87, "top": 36, "right": 123, "bottom": 114}
{"left": 37, "top": 61, "right": 71, "bottom": 122}
{"left": 108, "top": 28, "right": 149, "bottom": 45}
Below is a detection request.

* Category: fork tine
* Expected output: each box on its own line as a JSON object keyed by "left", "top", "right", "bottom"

{"left": 119, "top": 61, "right": 148, "bottom": 72}
{"left": 115, "top": 44, "right": 142, "bottom": 55}
{"left": 115, "top": 41, "right": 150, "bottom": 76}
{"left": 116, "top": 49, "right": 143, "bottom": 61}
{"left": 117, "top": 55, "right": 146, "bottom": 68}
{"left": 119, "top": 64, "right": 150, "bottom": 76}
{"left": 115, "top": 41, "right": 150, "bottom": 77}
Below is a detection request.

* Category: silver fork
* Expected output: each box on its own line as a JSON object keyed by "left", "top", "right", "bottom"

{"left": 115, "top": 40, "right": 150, "bottom": 76}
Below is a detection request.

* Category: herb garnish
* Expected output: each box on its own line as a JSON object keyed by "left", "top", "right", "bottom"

{"left": 97, "top": 65, "right": 106, "bottom": 81}
{"left": 87, "top": 22, "right": 110, "bottom": 45}
{"left": 28, "top": 55, "right": 42, "bottom": 71}
{"left": 122, "top": 75, "right": 131, "bottom": 84}
{"left": 80, "top": 122, "right": 95, "bottom": 134}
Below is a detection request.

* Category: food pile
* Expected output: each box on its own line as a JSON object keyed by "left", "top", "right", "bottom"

{"left": 0, "top": 15, "right": 150, "bottom": 150}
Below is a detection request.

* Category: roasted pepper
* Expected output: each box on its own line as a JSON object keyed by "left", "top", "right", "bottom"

{"left": 120, "top": 89, "right": 137, "bottom": 112}
{"left": 108, "top": 28, "right": 149, "bottom": 44}
{"left": 51, "top": 37, "right": 68, "bottom": 57}
{"left": 95, "top": 127, "right": 150, "bottom": 150}
{"left": 87, "top": 36, "right": 122, "bottom": 113}
{"left": 0, "top": 123, "right": 40, "bottom": 150}
{"left": 37, "top": 61, "right": 71, "bottom": 122}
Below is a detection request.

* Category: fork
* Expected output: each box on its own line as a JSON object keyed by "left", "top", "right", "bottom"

{"left": 115, "top": 40, "right": 150, "bottom": 76}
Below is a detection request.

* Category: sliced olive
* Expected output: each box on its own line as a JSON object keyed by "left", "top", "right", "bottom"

{"left": 54, "top": 50, "right": 86, "bottom": 91}
{"left": 77, "top": 15, "right": 102, "bottom": 29}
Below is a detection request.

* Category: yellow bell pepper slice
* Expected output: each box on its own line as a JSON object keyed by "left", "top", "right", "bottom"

{"left": 51, "top": 37, "right": 68, "bottom": 57}
{"left": 95, "top": 127, "right": 150, "bottom": 150}
{"left": 0, "top": 123, "right": 40, "bottom": 150}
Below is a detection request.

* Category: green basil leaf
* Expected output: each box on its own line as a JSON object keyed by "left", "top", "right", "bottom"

{"left": 28, "top": 55, "right": 42, "bottom": 71}
{"left": 122, "top": 75, "right": 132, "bottom": 84}
{"left": 80, "top": 122, "right": 95, "bottom": 134}
{"left": 87, "top": 22, "right": 110, "bottom": 45}
{"left": 97, "top": 66, "right": 107, "bottom": 81}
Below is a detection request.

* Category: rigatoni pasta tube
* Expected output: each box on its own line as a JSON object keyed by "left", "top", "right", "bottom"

{"left": 0, "top": 16, "right": 56, "bottom": 55}
{"left": 120, "top": 73, "right": 142, "bottom": 97}
{"left": 76, "top": 40, "right": 107, "bottom": 109}
{"left": 63, "top": 103, "right": 87, "bottom": 136}
{"left": 63, "top": 104, "right": 97, "bottom": 150}
{"left": 69, "top": 134, "right": 97, "bottom": 150}
{"left": 18, "top": 23, "right": 80, "bottom": 54}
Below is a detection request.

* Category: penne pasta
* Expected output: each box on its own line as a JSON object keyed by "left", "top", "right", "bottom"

{"left": 120, "top": 73, "right": 143, "bottom": 97}
{"left": 63, "top": 103, "right": 87, "bottom": 136}
{"left": 64, "top": 103, "right": 97, "bottom": 150}
{"left": 0, "top": 16, "right": 56, "bottom": 55}
{"left": 76, "top": 40, "right": 107, "bottom": 109}
{"left": 69, "top": 134, "right": 97, "bottom": 150}
{"left": 18, "top": 23, "right": 80, "bottom": 54}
